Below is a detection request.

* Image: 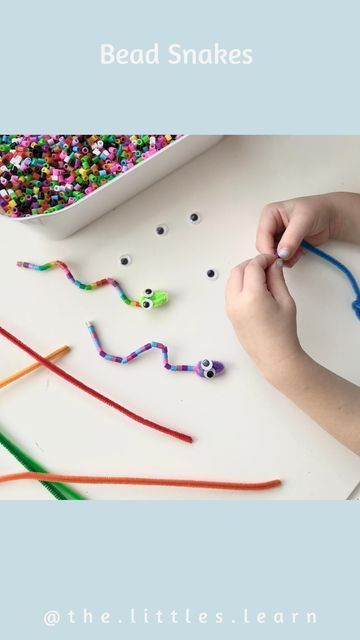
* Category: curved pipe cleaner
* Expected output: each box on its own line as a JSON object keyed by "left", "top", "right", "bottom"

{"left": 17, "top": 260, "right": 169, "bottom": 310}
{"left": 86, "top": 322, "right": 225, "bottom": 379}
{"left": 301, "top": 241, "right": 360, "bottom": 319}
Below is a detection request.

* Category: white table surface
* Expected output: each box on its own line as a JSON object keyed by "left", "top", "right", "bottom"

{"left": 0, "top": 135, "right": 359, "bottom": 500}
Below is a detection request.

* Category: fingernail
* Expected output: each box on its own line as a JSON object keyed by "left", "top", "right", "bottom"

{"left": 276, "top": 258, "right": 283, "bottom": 267}
{"left": 278, "top": 247, "right": 290, "bottom": 259}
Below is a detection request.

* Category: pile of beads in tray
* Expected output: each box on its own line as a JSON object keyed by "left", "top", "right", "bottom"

{"left": 0, "top": 134, "right": 180, "bottom": 218}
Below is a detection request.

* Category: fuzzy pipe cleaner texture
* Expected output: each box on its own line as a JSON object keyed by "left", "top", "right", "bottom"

{"left": 0, "top": 472, "right": 282, "bottom": 492}
{"left": 301, "top": 241, "right": 360, "bottom": 319}
{"left": 0, "top": 430, "right": 84, "bottom": 500}
{"left": 0, "top": 324, "right": 193, "bottom": 443}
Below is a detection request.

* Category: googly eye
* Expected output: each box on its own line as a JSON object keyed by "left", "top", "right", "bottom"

{"left": 201, "top": 359, "right": 213, "bottom": 371}
{"left": 189, "top": 212, "right": 201, "bottom": 224}
{"left": 206, "top": 268, "right": 219, "bottom": 280}
{"left": 143, "top": 288, "right": 154, "bottom": 298}
{"left": 119, "top": 254, "right": 132, "bottom": 266}
{"left": 141, "top": 298, "right": 154, "bottom": 310}
{"left": 155, "top": 224, "right": 168, "bottom": 237}
{"left": 204, "top": 368, "right": 215, "bottom": 379}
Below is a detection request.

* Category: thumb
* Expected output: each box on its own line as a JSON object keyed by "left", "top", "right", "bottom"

{"left": 266, "top": 259, "right": 294, "bottom": 304}
{"left": 277, "top": 215, "right": 310, "bottom": 260}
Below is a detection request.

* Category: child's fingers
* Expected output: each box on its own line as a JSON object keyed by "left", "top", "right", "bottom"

{"left": 282, "top": 247, "right": 306, "bottom": 268}
{"left": 256, "top": 208, "right": 281, "bottom": 255}
{"left": 226, "top": 260, "right": 251, "bottom": 305}
{"left": 266, "top": 259, "right": 293, "bottom": 304}
{"left": 277, "top": 215, "right": 311, "bottom": 260}
{"left": 243, "top": 254, "right": 277, "bottom": 291}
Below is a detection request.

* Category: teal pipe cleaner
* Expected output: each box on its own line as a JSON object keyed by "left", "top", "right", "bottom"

{"left": 301, "top": 241, "right": 360, "bottom": 320}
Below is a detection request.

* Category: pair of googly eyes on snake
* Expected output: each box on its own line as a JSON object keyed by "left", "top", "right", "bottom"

{"left": 139, "top": 288, "right": 169, "bottom": 309}
{"left": 197, "top": 358, "right": 219, "bottom": 379}
{"left": 140, "top": 288, "right": 155, "bottom": 309}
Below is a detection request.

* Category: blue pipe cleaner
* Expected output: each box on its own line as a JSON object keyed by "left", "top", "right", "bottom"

{"left": 301, "top": 241, "right": 360, "bottom": 320}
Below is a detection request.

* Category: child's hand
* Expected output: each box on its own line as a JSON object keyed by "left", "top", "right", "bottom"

{"left": 256, "top": 194, "right": 338, "bottom": 266}
{"left": 226, "top": 254, "right": 303, "bottom": 381}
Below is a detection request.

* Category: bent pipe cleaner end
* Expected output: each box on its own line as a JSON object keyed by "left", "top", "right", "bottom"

{"left": 301, "top": 241, "right": 360, "bottom": 320}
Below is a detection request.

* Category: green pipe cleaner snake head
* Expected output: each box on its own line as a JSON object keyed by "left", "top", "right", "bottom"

{"left": 139, "top": 288, "right": 169, "bottom": 309}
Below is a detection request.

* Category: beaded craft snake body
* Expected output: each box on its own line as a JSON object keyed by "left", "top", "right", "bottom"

{"left": 86, "top": 322, "right": 225, "bottom": 379}
{"left": 17, "top": 260, "right": 169, "bottom": 310}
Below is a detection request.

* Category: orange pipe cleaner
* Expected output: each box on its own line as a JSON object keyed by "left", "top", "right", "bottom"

{"left": 0, "top": 472, "right": 281, "bottom": 492}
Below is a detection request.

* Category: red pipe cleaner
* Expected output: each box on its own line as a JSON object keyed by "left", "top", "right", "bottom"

{"left": 0, "top": 324, "right": 193, "bottom": 444}
{"left": 0, "top": 471, "right": 282, "bottom": 492}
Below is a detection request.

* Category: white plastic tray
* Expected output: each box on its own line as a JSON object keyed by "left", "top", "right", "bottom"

{"left": 0, "top": 135, "right": 222, "bottom": 240}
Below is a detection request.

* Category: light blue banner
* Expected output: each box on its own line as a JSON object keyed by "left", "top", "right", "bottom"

{"left": 1, "top": 0, "right": 360, "bottom": 132}
{"left": 1, "top": 3, "right": 359, "bottom": 639}
{"left": 0, "top": 501, "right": 358, "bottom": 639}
